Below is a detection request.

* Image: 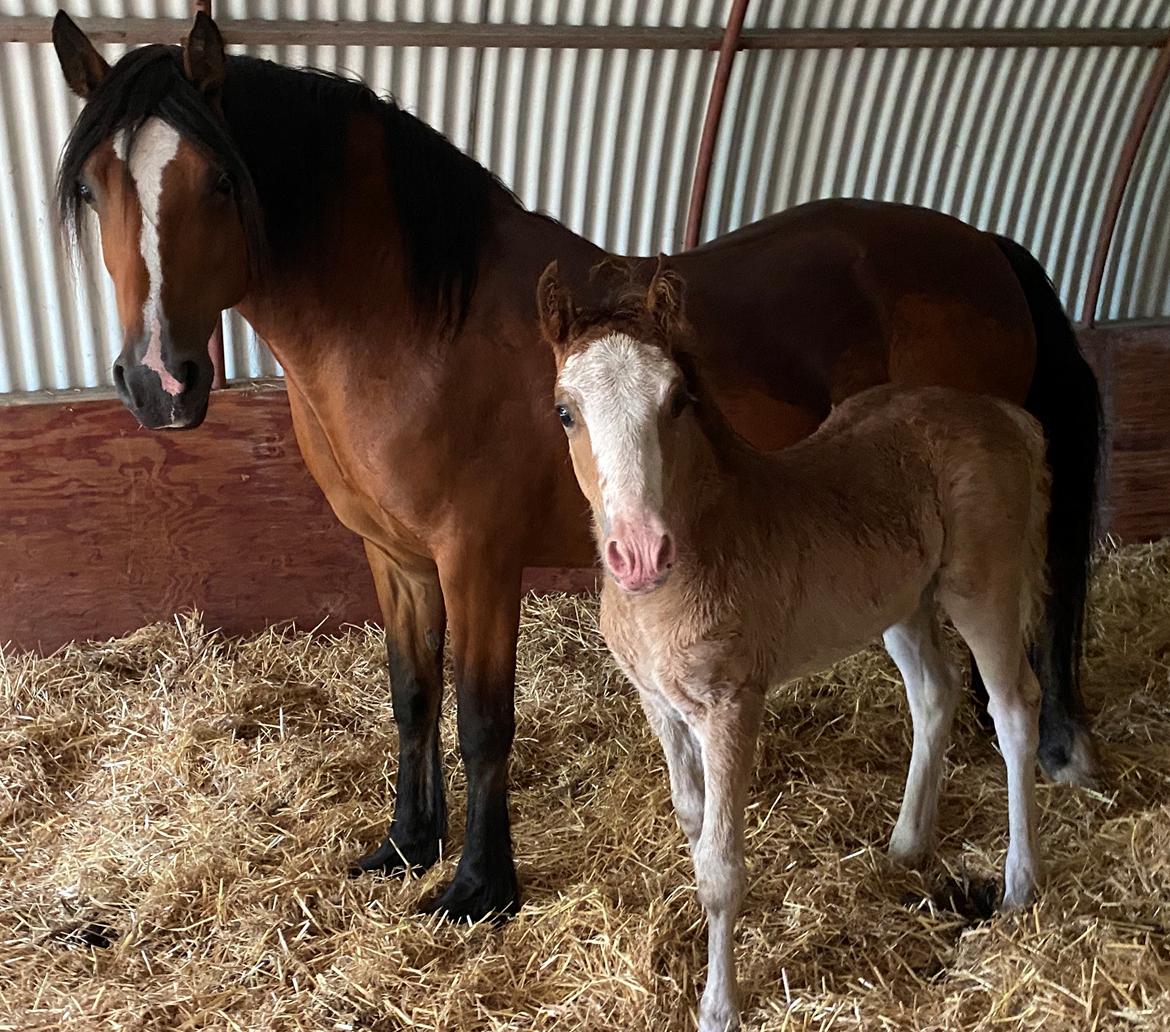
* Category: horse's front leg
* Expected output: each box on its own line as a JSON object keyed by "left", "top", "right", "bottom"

{"left": 692, "top": 687, "right": 764, "bottom": 1032}
{"left": 351, "top": 542, "right": 447, "bottom": 876}
{"left": 419, "top": 551, "right": 522, "bottom": 923}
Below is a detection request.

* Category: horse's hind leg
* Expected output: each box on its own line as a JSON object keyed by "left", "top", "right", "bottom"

{"left": 639, "top": 687, "right": 705, "bottom": 850}
{"left": 351, "top": 543, "right": 447, "bottom": 877}
{"left": 943, "top": 590, "right": 1042, "bottom": 910}
{"left": 883, "top": 592, "right": 961, "bottom": 867}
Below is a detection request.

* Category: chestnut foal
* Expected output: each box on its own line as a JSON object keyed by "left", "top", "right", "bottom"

{"left": 538, "top": 262, "right": 1051, "bottom": 1032}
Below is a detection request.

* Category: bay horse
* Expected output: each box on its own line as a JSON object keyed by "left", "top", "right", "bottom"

{"left": 51, "top": 10, "right": 1099, "bottom": 924}
{"left": 538, "top": 260, "right": 1050, "bottom": 1031}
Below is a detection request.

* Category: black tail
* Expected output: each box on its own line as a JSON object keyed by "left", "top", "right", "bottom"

{"left": 993, "top": 234, "right": 1102, "bottom": 784}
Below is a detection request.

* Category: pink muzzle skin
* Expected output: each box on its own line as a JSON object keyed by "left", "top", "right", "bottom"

{"left": 603, "top": 514, "right": 677, "bottom": 594}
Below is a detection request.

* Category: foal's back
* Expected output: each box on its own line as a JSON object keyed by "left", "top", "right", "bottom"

{"left": 732, "top": 385, "right": 1049, "bottom": 680}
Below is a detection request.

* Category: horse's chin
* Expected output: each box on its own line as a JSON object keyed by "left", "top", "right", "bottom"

{"left": 132, "top": 395, "right": 210, "bottom": 431}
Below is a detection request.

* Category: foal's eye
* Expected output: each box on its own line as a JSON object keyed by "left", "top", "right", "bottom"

{"left": 212, "top": 172, "right": 233, "bottom": 197}
{"left": 669, "top": 387, "right": 691, "bottom": 418}
{"left": 555, "top": 404, "right": 574, "bottom": 429}
{"left": 77, "top": 182, "right": 95, "bottom": 207}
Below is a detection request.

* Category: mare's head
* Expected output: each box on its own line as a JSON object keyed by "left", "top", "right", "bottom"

{"left": 53, "top": 11, "right": 259, "bottom": 428}
{"left": 538, "top": 259, "right": 697, "bottom": 595}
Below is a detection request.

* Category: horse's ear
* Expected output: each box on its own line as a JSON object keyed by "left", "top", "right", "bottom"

{"left": 646, "top": 255, "right": 686, "bottom": 340}
{"left": 537, "top": 260, "right": 574, "bottom": 353}
{"left": 183, "top": 11, "right": 226, "bottom": 100}
{"left": 52, "top": 11, "right": 110, "bottom": 99}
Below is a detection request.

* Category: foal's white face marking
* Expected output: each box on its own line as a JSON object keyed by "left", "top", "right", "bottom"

{"left": 114, "top": 117, "right": 184, "bottom": 397}
{"left": 558, "top": 333, "right": 678, "bottom": 528}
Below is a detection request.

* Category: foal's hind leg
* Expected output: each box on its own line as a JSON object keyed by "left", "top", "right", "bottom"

{"left": 944, "top": 593, "right": 1042, "bottom": 909}
{"left": 883, "top": 594, "right": 961, "bottom": 867}
{"left": 639, "top": 687, "right": 705, "bottom": 850}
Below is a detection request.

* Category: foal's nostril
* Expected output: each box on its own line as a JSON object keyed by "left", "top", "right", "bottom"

{"left": 605, "top": 538, "right": 631, "bottom": 578}
{"left": 655, "top": 533, "right": 676, "bottom": 571}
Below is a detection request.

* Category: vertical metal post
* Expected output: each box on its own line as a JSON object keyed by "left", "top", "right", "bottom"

{"left": 684, "top": 0, "right": 751, "bottom": 250}
{"left": 1080, "top": 35, "right": 1170, "bottom": 327}
{"left": 194, "top": 0, "right": 227, "bottom": 388}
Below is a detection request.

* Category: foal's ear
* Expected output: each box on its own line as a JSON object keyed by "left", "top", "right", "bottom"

{"left": 183, "top": 11, "right": 226, "bottom": 100}
{"left": 537, "top": 260, "right": 574, "bottom": 353}
{"left": 52, "top": 11, "right": 110, "bottom": 99}
{"left": 646, "top": 255, "right": 686, "bottom": 340}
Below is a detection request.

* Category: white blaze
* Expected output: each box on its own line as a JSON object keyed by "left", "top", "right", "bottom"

{"left": 558, "top": 333, "right": 677, "bottom": 528}
{"left": 114, "top": 119, "right": 183, "bottom": 397}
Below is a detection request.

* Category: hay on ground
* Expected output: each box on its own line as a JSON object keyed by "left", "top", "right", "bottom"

{"left": 1, "top": 541, "right": 1168, "bottom": 1031}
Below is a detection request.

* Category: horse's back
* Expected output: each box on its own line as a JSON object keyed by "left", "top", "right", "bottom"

{"left": 669, "top": 199, "right": 1036, "bottom": 450}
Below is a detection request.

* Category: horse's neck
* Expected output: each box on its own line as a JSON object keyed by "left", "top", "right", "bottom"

{"left": 235, "top": 153, "right": 601, "bottom": 391}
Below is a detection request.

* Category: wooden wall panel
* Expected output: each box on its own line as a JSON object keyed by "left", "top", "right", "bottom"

{"left": 0, "top": 386, "right": 381, "bottom": 651}
{"left": 1, "top": 326, "right": 1166, "bottom": 651}
{"left": 1090, "top": 327, "right": 1170, "bottom": 540}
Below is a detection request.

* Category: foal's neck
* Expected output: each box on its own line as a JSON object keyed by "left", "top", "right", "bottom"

{"left": 662, "top": 405, "right": 773, "bottom": 559}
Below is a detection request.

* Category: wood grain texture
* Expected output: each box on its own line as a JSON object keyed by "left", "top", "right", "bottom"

{"left": 1091, "top": 327, "right": 1170, "bottom": 540}
{"left": 1, "top": 327, "right": 1165, "bottom": 651}
{"left": 0, "top": 385, "right": 380, "bottom": 651}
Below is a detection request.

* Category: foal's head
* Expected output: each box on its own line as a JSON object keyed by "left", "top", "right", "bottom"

{"left": 53, "top": 12, "right": 257, "bottom": 429}
{"left": 538, "top": 260, "right": 697, "bottom": 595}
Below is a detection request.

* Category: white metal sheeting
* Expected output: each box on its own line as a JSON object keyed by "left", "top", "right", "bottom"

{"left": 0, "top": 0, "right": 1168, "bottom": 393}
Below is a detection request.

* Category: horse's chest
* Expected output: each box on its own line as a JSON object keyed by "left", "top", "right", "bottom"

{"left": 284, "top": 380, "right": 427, "bottom": 557}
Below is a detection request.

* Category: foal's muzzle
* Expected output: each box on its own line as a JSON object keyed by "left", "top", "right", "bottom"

{"left": 604, "top": 513, "right": 677, "bottom": 594}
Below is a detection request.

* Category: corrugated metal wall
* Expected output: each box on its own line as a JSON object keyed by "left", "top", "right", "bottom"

{"left": 1, "top": 0, "right": 1169, "bottom": 393}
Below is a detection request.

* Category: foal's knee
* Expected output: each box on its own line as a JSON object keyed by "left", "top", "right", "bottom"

{"left": 694, "top": 843, "right": 745, "bottom": 915}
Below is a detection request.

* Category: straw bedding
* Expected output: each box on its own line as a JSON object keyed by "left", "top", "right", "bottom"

{"left": 1, "top": 541, "right": 1168, "bottom": 1031}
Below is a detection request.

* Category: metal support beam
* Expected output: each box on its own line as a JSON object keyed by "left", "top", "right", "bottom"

{"left": 2, "top": 16, "right": 1167, "bottom": 50}
{"left": 1080, "top": 37, "right": 1170, "bottom": 327}
{"left": 191, "top": 0, "right": 226, "bottom": 389}
{"left": 684, "top": 0, "right": 750, "bottom": 250}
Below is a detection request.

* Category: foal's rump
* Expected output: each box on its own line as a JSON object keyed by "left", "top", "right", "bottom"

{"left": 872, "top": 385, "right": 1050, "bottom": 636}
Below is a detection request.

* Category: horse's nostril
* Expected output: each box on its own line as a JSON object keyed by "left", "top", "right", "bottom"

{"left": 113, "top": 361, "right": 143, "bottom": 410}
{"left": 179, "top": 361, "right": 199, "bottom": 393}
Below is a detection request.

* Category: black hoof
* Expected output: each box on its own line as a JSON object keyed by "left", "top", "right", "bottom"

{"left": 418, "top": 865, "right": 520, "bottom": 925}
{"left": 348, "top": 832, "right": 439, "bottom": 879}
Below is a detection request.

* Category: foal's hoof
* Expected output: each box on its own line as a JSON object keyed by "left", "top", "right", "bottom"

{"left": 348, "top": 833, "right": 439, "bottom": 879}
{"left": 887, "top": 828, "right": 932, "bottom": 870}
{"left": 418, "top": 865, "right": 520, "bottom": 925}
{"left": 699, "top": 996, "right": 741, "bottom": 1032}
{"left": 1000, "top": 875, "right": 1038, "bottom": 912}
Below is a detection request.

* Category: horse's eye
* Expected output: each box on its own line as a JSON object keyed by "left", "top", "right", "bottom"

{"left": 555, "top": 404, "right": 574, "bottom": 429}
{"left": 77, "top": 181, "right": 94, "bottom": 207}
{"left": 213, "top": 172, "right": 233, "bottom": 196}
{"left": 670, "top": 387, "right": 691, "bottom": 418}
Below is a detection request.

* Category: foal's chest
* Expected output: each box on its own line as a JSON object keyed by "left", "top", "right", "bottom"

{"left": 599, "top": 585, "right": 736, "bottom": 718}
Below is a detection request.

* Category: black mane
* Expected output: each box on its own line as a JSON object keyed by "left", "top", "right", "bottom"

{"left": 57, "top": 46, "right": 504, "bottom": 332}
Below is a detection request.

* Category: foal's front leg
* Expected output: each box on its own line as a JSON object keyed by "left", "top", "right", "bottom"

{"left": 639, "top": 687, "right": 705, "bottom": 850}
{"left": 691, "top": 687, "right": 764, "bottom": 1032}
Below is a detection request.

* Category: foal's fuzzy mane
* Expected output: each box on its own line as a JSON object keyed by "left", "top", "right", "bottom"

{"left": 568, "top": 263, "right": 752, "bottom": 464}
{"left": 57, "top": 45, "right": 509, "bottom": 332}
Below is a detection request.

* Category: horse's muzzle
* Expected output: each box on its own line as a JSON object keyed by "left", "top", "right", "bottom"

{"left": 113, "top": 351, "right": 212, "bottom": 430}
